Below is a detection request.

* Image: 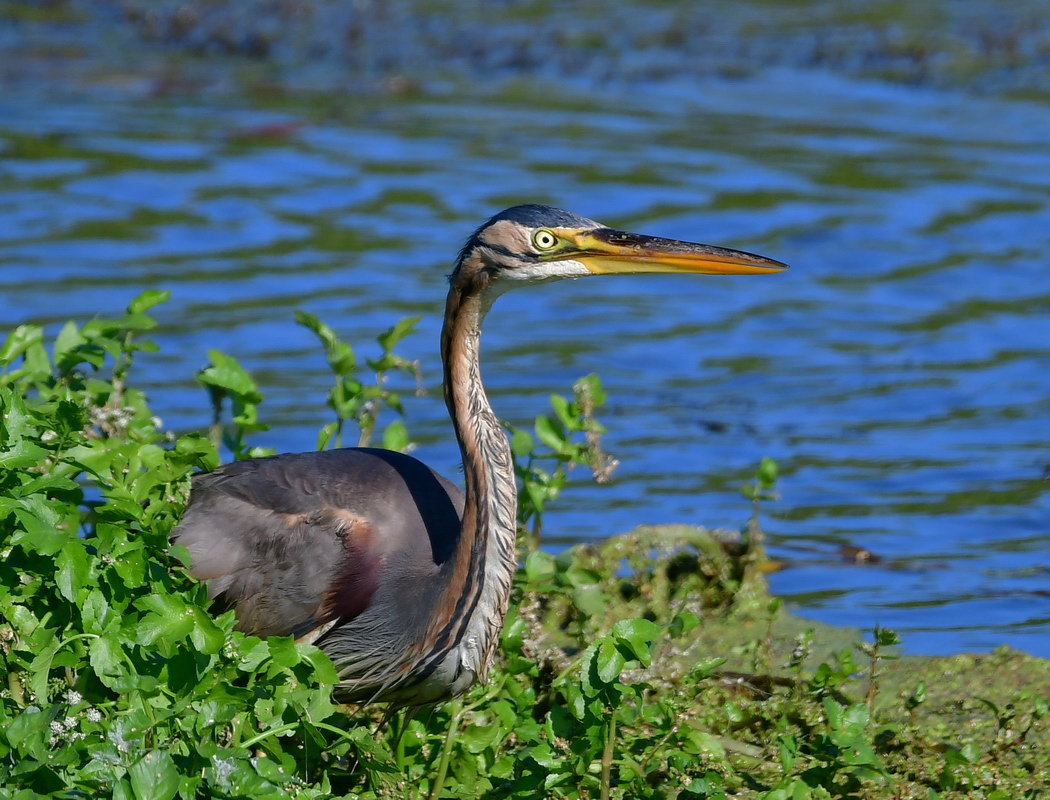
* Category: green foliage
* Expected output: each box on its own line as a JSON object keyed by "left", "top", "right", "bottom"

{"left": 740, "top": 455, "right": 779, "bottom": 504}
{"left": 510, "top": 373, "right": 617, "bottom": 546}
{"left": 197, "top": 311, "right": 421, "bottom": 460}
{"left": 296, "top": 311, "right": 421, "bottom": 451}
{"left": 0, "top": 296, "right": 361, "bottom": 798}
{"left": 741, "top": 455, "right": 779, "bottom": 560}
{"left": 2, "top": 296, "right": 1047, "bottom": 799}
{"left": 861, "top": 625, "right": 901, "bottom": 712}
{"left": 198, "top": 349, "right": 273, "bottom": 460}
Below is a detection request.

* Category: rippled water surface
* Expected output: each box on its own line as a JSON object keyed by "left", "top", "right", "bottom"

{"left": 2, "top": 68, "right": 1048, "bottom": 656}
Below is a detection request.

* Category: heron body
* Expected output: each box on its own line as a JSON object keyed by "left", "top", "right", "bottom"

{"left": 171, "top": 204, "right": 787, "bottom": 706}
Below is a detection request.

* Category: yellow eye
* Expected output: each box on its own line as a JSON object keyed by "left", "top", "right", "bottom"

{"left": 532, "top": 229, "right": 558, "bottom": 250}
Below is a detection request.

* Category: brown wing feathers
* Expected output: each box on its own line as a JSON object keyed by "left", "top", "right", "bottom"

{"left": 173, "top": 454, "right": 383, "bottom": 639}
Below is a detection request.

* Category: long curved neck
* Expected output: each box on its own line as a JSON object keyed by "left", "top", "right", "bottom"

{"left": 428, "top": 280, "right": 518, "bottom": 677}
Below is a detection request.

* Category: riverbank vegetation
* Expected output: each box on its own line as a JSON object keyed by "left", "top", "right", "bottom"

{"left": 1, "top": 295, "right": 1047, "bottom": 798}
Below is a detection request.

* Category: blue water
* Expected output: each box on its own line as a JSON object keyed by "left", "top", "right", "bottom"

{"left": 1, "top": 65, "right": 1048, "bottom": 656}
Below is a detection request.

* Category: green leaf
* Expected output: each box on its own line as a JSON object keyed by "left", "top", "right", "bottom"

{"left": 526, "top": 742, "right": 559, "bottom": 769}
{"left": 5, "top": 708, "right": 49, "bottom": 755}
{"left": 723, "top": 702, "right": 744, "bottom": 725}
{"left": 0, "top": 435, "right": 49, "bottom": 469}
{"left": 575, "top": 373, "right": 606, "bottom": 405}
{"left": 669, "top": 611, "right": 700, "bottom": 638}
{"left": 53, "top": 399, "right": 89, "bottom": 441}
{"left": 268, "top": 636, "right": 300, "bottom": 669}
{"left": 111, "top": 778, "right": 134, "bottom": 800}
{"left": 27, "top": 628, "right": 62, "bottom": 701}
{"left": 110, "top": 313, "right": 158, "bottom": 333}
{"left": 838, "top": 702, "right": 870, "bottom": 734}
{"left": 381, "top": 419, "right": 409, "bottom": 452}
{"left": 188, "top": 608, "right": 227, "bottom": 654}
{"left": 595, "top": 638, "right": 626, "bottom": 684}
{"left": 253, "top": 754, "right": 297, "bottom": 784}
{"left": 127, "top": 290, "right": 171, "bottom": 315}
{"left": 609, "top": 617, "right": 655, "bottom": 667}
{"left": 823, "top": 697, "right": 844, "bottom": 726}
{"left": 905, "top": 680, "right": 928, "bottom": 710}
{"left": 12, "top": 474, "right": 81, "bottom": 501}
{"left": 11, "top": 500, "right": 67, "bottom": 556}
{"left": 524, "top": 550, "right": 556, "bottom": 583}
{"left": 52, "top": 320, "right": 86, "bottom": 368}
{"left": 510, "top": 428, "right": 534, "bottom": 458}
{"left": 134, "top": 612, "right": 194, "bottom": 648}
{"left": 89, "top": 630, "right": 125, "bottom": 684}
{"left": 577, "top": 644, "right": 599, "bottom": 699}
{"left": 377, "top": 315, "right": 420, "bottom": 352}
{"left": 563, "top": 566, "right": 601, "bottom": 587}
{"left": 524, "top": 480, "right": 549, "bottom": 514}
{"left": 459, "top": 720, "right": 505, "bottom": 754}
{"left": 757, "top": 456, "right": 779, "bottom": 488}
{"left": 549, "top": 393, "right": 574, "bottom": 428}
{"left": 501, "top": 613, "right": 528, "bottom": 656}
{"left": 198, "top": 350, "right": 262, "bottom": 401}
{"left": 691, "top": 656, "right": 727, "bottom": 678}
{"left": 297, "top": 642, "right": 341, "bottom": 684}
{"left": 612, "top": 618, "right": 661, "bottom": 647}
{"left": 296, "top": 310, "right": 356, "bottom": 374}
{"left": 55, "top": 540, "right": 90, "bottom": 602}
{"left": 129, "top": 750, "right": 179, "bottom": 800}
{"left": 0, "top": 390, "right": 49, "bottom": 467}
{"left": 873, "top": 624, "right": 901, "bottom": 647}
{"left": 209, "top": 754, "right": 280, "bottom": 795}
{"left": 134, "top": 594, "right": 194, "bottom": 646}
{"left": 572, "top": 585, "right": 608, "bottom": 617}
{"left": 237, "top": 638, "right": 271, "bottom": 672}
{"left": 81, "top": 588, "right": 113, "bottom": 632}
{"left": 316, "top": 421, "right": 338, "bottom": 450}
{"left": 534, "top": 415, "right": 566, "bottom": 451}
{"left": 0, "top": 324, "right": 45, "bottom": 366}
{"left": 778, "top": 734, "right": 799, "bottom": 772}
{"left": 1033, "top": 695, "right": 1048, "bottom": 719}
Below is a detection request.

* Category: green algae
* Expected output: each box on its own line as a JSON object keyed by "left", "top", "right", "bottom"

{"left": 522, "top": 523, "right": 1050, "bottom": 797}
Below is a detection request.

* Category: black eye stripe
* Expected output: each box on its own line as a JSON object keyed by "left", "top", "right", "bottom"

{"left": 482, "top": 243, "right": 537, "bottom": 265}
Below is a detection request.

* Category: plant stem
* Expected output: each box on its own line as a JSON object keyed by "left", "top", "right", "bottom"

{"left": 867, "top": 636, "right": 880, "bottom": 712}
{"left": 240, "top": 721, "right": 350, "bottom": 750}
{"left": 601, "top": 706, "right": 617, "bottom": 800}
{"left": 637, "top": 722, "right": 676, "bottom": 775}
{"left": 427, "top": 698, "right": 462, "bottom": 800}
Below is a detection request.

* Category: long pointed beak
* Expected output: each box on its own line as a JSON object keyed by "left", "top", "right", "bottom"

{"left": 559, "top": 227, "right": 788, "bottom": 276}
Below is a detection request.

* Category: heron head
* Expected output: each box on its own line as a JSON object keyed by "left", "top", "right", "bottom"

{"left": 451, "top": 203, "right": 787, "bottom": 294}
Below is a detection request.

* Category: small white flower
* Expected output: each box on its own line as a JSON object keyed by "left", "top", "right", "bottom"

{"left": 66, "top": 690, "right": 83, "bottom": 705}
{"left": 63, "top": 716, "right": 77, "bottom": 731}
{"left": 86, "top": 708, "right": 102, "bottom": 723}
{"left": 50, "top": 720, "right": 64, "bottom": 735}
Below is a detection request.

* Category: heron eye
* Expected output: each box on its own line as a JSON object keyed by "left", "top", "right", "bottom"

{"left": 532, "top": 229, "right": 558, "bottom": 250}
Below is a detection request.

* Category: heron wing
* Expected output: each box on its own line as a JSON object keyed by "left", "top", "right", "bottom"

{"left": 170, "top": 448, "right": 464, "bottom": 640}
